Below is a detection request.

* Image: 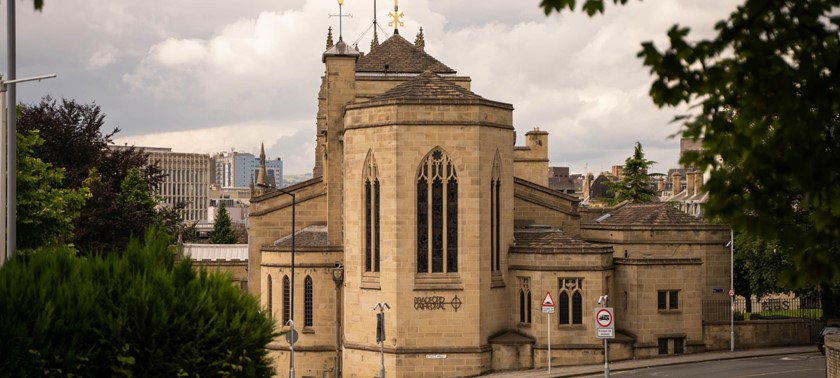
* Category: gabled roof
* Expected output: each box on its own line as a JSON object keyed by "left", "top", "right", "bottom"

{"left": 511, "top": 227, "right": 612, "bottom": 254}
{"left": 356, "top": 34, "right": 456, "bottom": 74}
{"left": 585, "top": 202, "right": 708, "bottom": 227}
{"left": 370, "top": 70, "right": 482, "bottom": 101}
{"left": 273, "top": 225, "right": 328, "bottom": 247}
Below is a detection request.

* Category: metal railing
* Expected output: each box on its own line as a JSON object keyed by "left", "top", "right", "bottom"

{"left": 702, "top": 297, "right": 822, "bottom": 322}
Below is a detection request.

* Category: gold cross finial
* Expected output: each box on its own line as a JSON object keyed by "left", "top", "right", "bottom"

{"left": 388, "top": 0, "right": 404, "bottom": 33}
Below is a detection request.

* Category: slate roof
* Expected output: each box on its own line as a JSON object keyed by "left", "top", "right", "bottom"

{"left": 370, "top": 70, "right": 483, "bottom": 102}
{"left": 586, "top": 202, "right": 708, "bottom": 227}
{"left": 356, "top": 34, "right": 456, "bottom": 74}
{"left": 511, "top": 227, "right": 612, "bottom": 254}
{"left": 273, "top": 225, "right": 329, "bottom": 247}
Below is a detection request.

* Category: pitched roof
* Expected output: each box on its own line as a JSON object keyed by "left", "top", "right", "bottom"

{"left": 273, "top": 225, "right": 329, "bottom": 247}
{"left": 370, "top": 70, "right": 483, "bottom": 102}
{"left": 511, "top": 227, "right": 612, "bottom": 254}
{"left": 586, "top": 202, "right": 708, "bottom": 227}
{"left": 356, "top": 34, "right": 456, "bottom": 74}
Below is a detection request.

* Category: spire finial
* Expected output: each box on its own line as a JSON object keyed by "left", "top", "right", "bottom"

{"left": 415, "top": 26, "right": 425, "bottom": 51}
{"left": 256, "top": 142, "right": 268, "bottom": 187}
{"left": 326, "top": 26, "right": 334, "bottom": 50}
{"left": 388, "top": 0, "right": 404, "bottom": 35}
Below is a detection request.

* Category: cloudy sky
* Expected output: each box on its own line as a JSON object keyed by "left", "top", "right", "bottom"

{"left": 3, "top": 0, "right": 735, "bottom": 175}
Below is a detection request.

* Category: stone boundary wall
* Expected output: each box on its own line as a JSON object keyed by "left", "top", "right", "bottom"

{"left": 827, "top": 334, "right": 839, "bottom": 378}
{"left": 703, "top": 320, "right": 811, "bottom": 350}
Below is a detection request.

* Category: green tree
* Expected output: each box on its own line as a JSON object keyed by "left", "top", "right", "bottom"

{"left": 16, "top": 131, "right": 89, "bottom": 251}
{"left": 209, "top": 202, "right": 238, "bottom": 244}
{"left": 18, "top": 97, "right": 176, "bottom": 253}
{"left": 539, "top": 0, "right": 840, "bottom": 291}
{"left": 0, "top": 228, "right": 276, "bottom": 376}
{"left": 605, "top": 141, "right": 657, "bottom": 204}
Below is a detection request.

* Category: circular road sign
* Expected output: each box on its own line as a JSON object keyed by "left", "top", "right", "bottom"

{"left": 285, "top": 329, "right": 299, "bottom": 345}
{"left": 596, "top": 308, "right": 613, "bottom": 328}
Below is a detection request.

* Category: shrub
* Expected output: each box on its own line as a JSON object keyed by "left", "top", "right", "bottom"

{"left": 0, "top": 228, "right": 276, "bottom": 377}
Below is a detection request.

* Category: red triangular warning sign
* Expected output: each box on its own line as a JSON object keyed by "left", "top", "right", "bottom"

{"left": 542, "top": 291, "right": 555, "bottom": 307}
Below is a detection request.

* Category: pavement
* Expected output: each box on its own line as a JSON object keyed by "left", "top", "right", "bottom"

{"left": 482, "top": 345, "right": 818, "bottom": 377}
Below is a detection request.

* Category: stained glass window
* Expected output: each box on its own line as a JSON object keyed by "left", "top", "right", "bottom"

{"left": 364, "top": 152, "right": 380, "bottom": 273}
{"left": 559, "top": 278, "right": 584, "bottom": 325}
{"left": 417, "top": 149, "right": 458, "bottom": 273}
{"left": 304, "top": 276, "right": 313, "bottom": 327}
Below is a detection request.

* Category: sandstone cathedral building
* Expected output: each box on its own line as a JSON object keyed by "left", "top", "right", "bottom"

{"left": 247, "top": 14, "right": 731, "bottom": 377}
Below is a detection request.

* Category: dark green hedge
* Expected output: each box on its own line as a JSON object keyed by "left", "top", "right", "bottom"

{"left": 0, "top": 229, "right": 276, "bottom": 377}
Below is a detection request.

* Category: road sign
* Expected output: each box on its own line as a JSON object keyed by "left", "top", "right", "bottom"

{"left": 542, "top": 291, "right": 555, "bottom": 313}
{"left": 542, "top": 291, "right": 555, "bottom": 306}
{"left": 285, "top": 328, "right": 299, "bottom": 344}
{"left": 596, "top": 328, "right": 614, "bottom": 338}
{"left": 595, "top": 307, "right": 615, "bottom": 339}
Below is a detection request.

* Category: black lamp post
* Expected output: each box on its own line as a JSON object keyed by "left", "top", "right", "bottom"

{"left": 273, "top": 187, "right": 296, "bottom": 377}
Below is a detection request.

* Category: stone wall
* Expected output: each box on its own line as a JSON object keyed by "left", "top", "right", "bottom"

{"left": 827, "top": 334, "right": 840, "bottom": 378}
{"left": 703, "top": 320, "right": 812, "bottom": 350}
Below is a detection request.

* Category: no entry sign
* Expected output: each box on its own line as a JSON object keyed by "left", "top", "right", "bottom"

{"left": 594, "top": 307, "right": 615, "bottom": 339}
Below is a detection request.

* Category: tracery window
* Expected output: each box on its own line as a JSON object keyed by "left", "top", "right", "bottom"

{"left": 364, "top": 152, "right": 381, "bottom": 273}
{"left": 559, "top": 278, "right": 583, "bottom": 325}
{"left": 304, "top": 276, "right": 313, "bottom": 327}
{"left": 490, "top": 152, "right": 502, "bottom": 272}
{"left": 417, "top": 148, "right": 458, "bottom": 273}
{"left": 283, "top": 275, "right": 290, "bottom": 324}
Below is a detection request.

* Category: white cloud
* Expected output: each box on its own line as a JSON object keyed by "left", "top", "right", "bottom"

{"left": 9, "top": 0, "right": 737, "bottom": 175}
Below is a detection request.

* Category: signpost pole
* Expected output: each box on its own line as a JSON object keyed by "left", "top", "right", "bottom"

{"left": 596, "top": 295, "right": 612, "bottom": 378}
{"left": 541, "top": 291, "right": 555, "bottom": 376}
{"left": 547, "top": 312, "right": 551, "bottom": 376}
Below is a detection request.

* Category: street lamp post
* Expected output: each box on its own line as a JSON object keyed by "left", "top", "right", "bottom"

{"left": 331, "top": 263, "right": 344, "bottom": 378}
{"left": 729, "top": 229, "right": 735, "bottom": 352}
{"left": 270, "top": 186, "right": 296, "bottom": 377}
{"left": 373, "top": 302, "right": 390, "bottom": 378}
{"left": 0, "top": 74, "right": 55, "bottom": 265}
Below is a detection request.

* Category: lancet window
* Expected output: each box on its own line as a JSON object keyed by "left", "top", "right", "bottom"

{"left": 559, "top": 278, "right": 583, "bottom": 325}
{"left": 304, "top": 276, "right": 313, "bottom": 327}
{"left": 283, "top": 275, "right": 290, "bottom": 324}
{"left": 364, "top": 152, "right": 381, "bottom": 273}
{"left": 490, "top": 152, "right": 502, "bottom": 272}
{"left": 417, "top": 148, "right": 458, "bottom": 273}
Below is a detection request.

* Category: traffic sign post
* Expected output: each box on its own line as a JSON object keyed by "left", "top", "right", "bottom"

{"left": 594, "top": 306, "right": 614, "bottom": 378}
{"left": 542, "top": 292, "right": 554, "bottom": 375}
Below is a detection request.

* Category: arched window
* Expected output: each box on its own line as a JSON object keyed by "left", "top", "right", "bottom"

{"left": 304, "top": 276, "right": 313, "bottom": 327}
{"left": 416, "top": 148, "right": 458, "bottom": 273}
{"left": 527, "top": 290, "right": 532, "bottom": 323}
{"left": 283, "top": 275, "right": 290, "bottom": 324}
{"left": 519, "top": 290, "right": 526, "bottom": 322}
{"left": 559, "top": 278, "right": 584, "bottom": 325}
{"left": 364, "top": 151, "right": 381, "bottom": 273}
{"left": 559, "top": 292, "right": 570, "bottom": 324}
{"left": 490, "top": 151, "right": 502, "bottom": 272}
{"left": 267, "top": 274, "right": 273, "bottom": 318}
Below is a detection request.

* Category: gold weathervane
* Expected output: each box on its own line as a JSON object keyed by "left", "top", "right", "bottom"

{"left": 388, "top": 0, "right": 404, "bottom": 31}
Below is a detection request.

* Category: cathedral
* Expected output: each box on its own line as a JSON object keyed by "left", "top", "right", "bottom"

{"left": 247, "top": 16, "right": 731, "bottom": 377}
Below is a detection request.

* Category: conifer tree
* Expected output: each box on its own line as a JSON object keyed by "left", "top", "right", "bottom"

{"left": 606, "top": 141, "right": 657, "bottom": 204}
{"left": 209, "top": 201, "right": 238, "bottom": 244}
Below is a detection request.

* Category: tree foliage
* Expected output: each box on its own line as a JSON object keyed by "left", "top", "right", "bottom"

{"left": 605, "top": 141, "right": 657, "bottom": 203}
{"left": 18, "top": 97, "right": 176, "bottom": 253}
{"left": 0, "top": 228, "right": 276, "bottom": 377}
{"left": 16, "top": 131, "right": 89, "bottom": 251}
{"left": 541, "top": 0, "right": 840, "bottom": 288}
{"left": 209, "top": 202, "right": 239, "bottom": 244}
